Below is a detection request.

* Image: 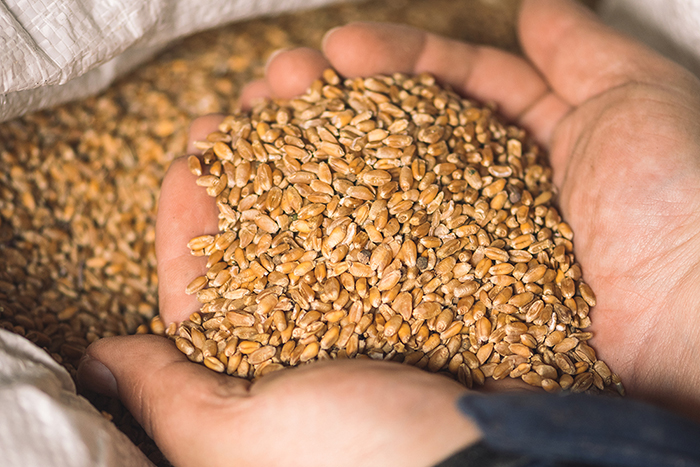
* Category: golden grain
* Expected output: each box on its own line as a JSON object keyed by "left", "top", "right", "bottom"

{"left": 165, "top": 69, "right": 620, "bottom": 398}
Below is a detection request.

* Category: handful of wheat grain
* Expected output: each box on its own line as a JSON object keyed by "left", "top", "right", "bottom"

{"left": 171, "top": 69, "right": 622, "bottom": 395}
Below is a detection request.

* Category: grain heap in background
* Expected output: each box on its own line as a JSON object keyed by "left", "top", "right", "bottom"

{"left": 173, "top": 68, "right": 622, "bottom": 395}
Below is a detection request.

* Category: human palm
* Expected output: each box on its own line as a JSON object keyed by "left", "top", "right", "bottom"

{"left": 552, "top": 82, "right": 700, "bottom": 415}
{"left": 513, "top": 2, "right": 700, "bottom": 413}
{"left": 160, "top": 0, "right": 700, "bottom": 411}
{"left": 309, "top": 1, "right": 700, "bottom": 415}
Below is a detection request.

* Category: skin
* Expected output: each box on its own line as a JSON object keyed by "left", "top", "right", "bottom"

{"left": 78, "top": 0, "right": 700, "bottom": 465}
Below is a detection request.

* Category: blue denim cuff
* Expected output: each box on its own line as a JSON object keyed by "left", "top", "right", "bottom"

{"left": 456, "top": 392, "right": 700, "bottom": 467}
{"left": 434, "top": 441, "right": 533, "bottom": 467}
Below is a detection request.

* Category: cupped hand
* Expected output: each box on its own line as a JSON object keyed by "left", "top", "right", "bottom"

{"left": 160, "top": 0, "right": 700, "bottom": 415}
{"left": 79, "top": 335, "right": 478, "bottom": 467}
{"left": 77, "top": 51, "right": 481, "bottom": 467}
{"left": 280, "top": 0, "right": 700, "bottom": 416}
{"left": 78, "top": 0, "right": 700, "bottom": 464}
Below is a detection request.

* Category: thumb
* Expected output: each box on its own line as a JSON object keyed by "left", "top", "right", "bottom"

{"left": 77, "top": 335, "right": 250, "bottom": 465}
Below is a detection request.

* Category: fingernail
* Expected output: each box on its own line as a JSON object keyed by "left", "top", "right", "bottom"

{"left": 77, "top": 355, "right": 118, "bottom": 398}
{"left": 265, "top": 47, "right": 291, "bottom": 73}
{"left": 321, "top": 26, "right": 341, "bottom": 51}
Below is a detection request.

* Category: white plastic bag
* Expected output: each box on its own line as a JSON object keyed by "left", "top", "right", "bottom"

{"left": 0, "top": 329, "right": 153, "bottom": 466}
{"left": 598, "top": 0, "right": 700, "bottom": 77}
{"left": 0, "top": 0, "right": 343, "bottom": 122}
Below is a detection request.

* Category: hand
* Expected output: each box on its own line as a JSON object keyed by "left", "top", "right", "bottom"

{"left": 300, "top": 0, "right": 700, "bottom": 417}
{"left": 77, "top": 1, "right": 700, "bottom": 465}
{"left": 159, "top": 0, "right": 700, "bottom": 416}
{"left": 78, "top": 336, "right": 478, "bottom": 467}
{"left": 77, "top": 53, "right": 480, "bottom": 467}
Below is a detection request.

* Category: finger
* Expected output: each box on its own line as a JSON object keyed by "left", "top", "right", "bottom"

{"left": 78, "top": 335, "right": 250, "bottom": 466}
{"left": 156, "top": 156, "right": 219, "bottom": 325}
{"left": 239, "top": 48, "right": 330, "bottom": 109}
{"left": 186, "top": 114, "right": 226, "bottom": 154}
{"left": 519, "top": 0, "right": 693, "bottom": 105}
{"left": 322, "top": 22, "right": 570, "bottom": 143}
{"left": 239, "top": 79, "right": 272, "bottom": 110}
{"left": 158, "top": 116, "right": 224, "bottom": 325}
{"left": 264, "top": 47, "right": 331, "bottom": 99}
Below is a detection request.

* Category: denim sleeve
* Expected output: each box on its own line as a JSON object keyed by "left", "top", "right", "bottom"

{"left": 436, "top": 392, "right": 700, "bottom": 467}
